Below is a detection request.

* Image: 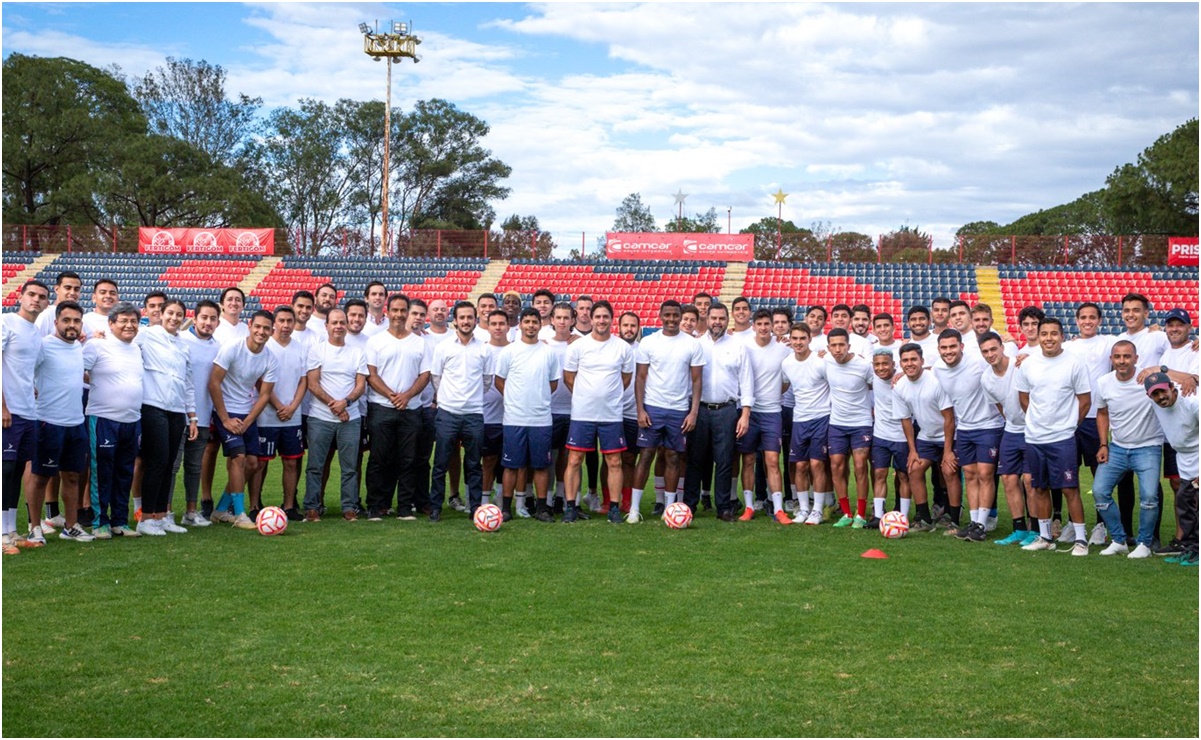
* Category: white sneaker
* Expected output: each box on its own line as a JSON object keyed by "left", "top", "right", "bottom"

{"left": 136, "top": 519, "right": 165, "bottom": 536}
{"left": 985, "top": 515, "right": 998, "bottom": 532}
{"left": 752, "top": 500, "right": 764, "bottom": 511}
{"left": 783, "top": 499, "right": 797, "bottom": 514}
{"left": 1070, "top": 541, "right": 1089, "bottom": 557}
{"left": 39, "top": 519, "right": 57, "bottom": 535}
{"left": 232, "top": 513, "right": 257, "bottom": 530}
{"left": 58, "top": 524, "right": 95, "bottom": 542}
{"left": 26, "top": 525, "right": 47, "bottom": 545}
{"left": 1088, "top": 523, "right": 1108, "bottom": 546}
{"left": 45, "top": 514, "right": 66, "bottom": 529}
{"left": 1056, "top": 523, "right": 1077, "bottom": 543}
{"left": 514, "top": 504, "right": 532, "bottom": 519}
{"left": 792, "top": 509, "right": 811, "bottom": 524}
{"left": 804, "top": 509, "right": 824, "bottom": 525}
{"left": 182, "top": 511, "right": 212, "bottom": 527}
{"left": 1128, "top": 543, "right": 1153, "bottom": 559}
{"left": 1100, "top": 541, "right": 1129, "bottom": 556}
{"left": 112, "top": 525, "right": 141, "bottom": 538}
{"left": 626, "top": 510, "right": 643, "bottom": 524}
{"left": 1021, "top": 537, "right": 1056, "bottom": 551}
{"left": 160, "top": 516, "right": 188, "bottom": 534}
{"left": 209, "top": 509, "right": 235, "bottom": 524}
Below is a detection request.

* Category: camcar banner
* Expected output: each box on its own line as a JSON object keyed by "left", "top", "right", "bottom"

{"left": 605, "top": 232, "right": 754, "bottom": 261}
{"left": 1167, "top": 237, "right": 1199, "bottom": 267}
{"left": 138, "top": 228, "right": 275, "bottom": 255}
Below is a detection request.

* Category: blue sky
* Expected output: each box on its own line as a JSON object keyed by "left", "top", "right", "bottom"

{"left": 3, "top": 2, "right": 1198, "bottom": 253}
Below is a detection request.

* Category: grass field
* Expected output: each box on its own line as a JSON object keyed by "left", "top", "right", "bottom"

{"left": 3, "top": 465, "right": 1197, "bottom": 738}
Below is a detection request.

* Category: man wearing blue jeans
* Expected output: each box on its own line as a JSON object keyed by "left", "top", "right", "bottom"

{"left": 1093, "top": 341, "right": 1164, "bottom": 559}
{"left": 305, "top": 309, "right": 368, "bottom": 520}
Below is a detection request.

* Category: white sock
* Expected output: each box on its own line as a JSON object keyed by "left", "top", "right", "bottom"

{"left": 654, "top": 475, "right": 665, "bottom": 495}
{"left": 820, "top": 492, "right": 834, "bottom": 510}
{"left": 810, "top": 492, "right": 823, "bottom": 511}
{"left": 555, "top": 481, "right": 565, "bottom": 498}
{"left": 515, "top": 493, "right": 526, "bottom": 509}
{"left": 630, "top": 488, "right": 644, "bottom": 513}
{"left": 873, "top": 497, "right": 885, "bottom": 519}
{"left": 789, "top": 484, "right": 797, "bottom": 498}
{"left": 796, "top": 489, "right": 811, "bottom": 514}
{"left": 770, "top": 491, "right": 784, "bottom": 514}
{"left": 495, "top": 482, "right": 503, "bottom": 498}
{"left": 900, "top": 498, "right": 911, "bottom": 517}
{"left": 654, "top": 490, "right": 664, "bottom": 505}
{"left": 1038, "top": 518, "right": 1052, "bottom": 539}
{"left": 665, "top": 491, "right": 677, "bottom": 505}
{"left": 482, "top": 493, "right": 491, "bottom": 505}
{"left": 133, "top": 496, "right": 142, "bottom": 511}
{"left": 977, "top": 508, "right": 990, "bottom": 525}
{"left": 3, "top": 509, "right": 15, "bottom": 536}
{"left": 743, "top": 490, "right": 754, "bottom": 509}
{"left": 1073, "top": 522, "right": 1087, "bottom": 542}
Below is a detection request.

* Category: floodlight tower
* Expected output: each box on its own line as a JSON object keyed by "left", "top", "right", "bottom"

{"left": 360, "top": 20, "right": 422, "bottom": 256}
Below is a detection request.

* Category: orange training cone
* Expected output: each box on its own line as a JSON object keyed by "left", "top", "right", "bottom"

{"left": 861, "top": 549, "right": 889, "bottom": 559}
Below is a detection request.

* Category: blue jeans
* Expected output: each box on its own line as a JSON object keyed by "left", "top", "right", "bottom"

{"left": 1093, "top": 443, "right": 1162, "bottom": 545}
{"left": 429, "top": 410, "right": 484, "bottom": 513}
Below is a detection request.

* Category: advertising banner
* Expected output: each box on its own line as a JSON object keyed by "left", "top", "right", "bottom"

{"left": 605, "top": 232, "right": 754, "bottom": 261}
{"left": 1167, "top": 236, "right": 1199, "bottom": 267}
{"left": 138, "top": 228, "right": 274, "bottom": 255}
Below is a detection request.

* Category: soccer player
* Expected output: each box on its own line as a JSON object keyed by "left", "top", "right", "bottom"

{"left": 934, "top": 328, "right": 1004, "bottom": 541}
{"left": 563, "top": 300, "right": 634, "bottom": 523}
{"left": 1093, "top": 341, "right": 1164, "bottom": 558}
{"left": 407, "top": 298, "right": 439, "bottom": 514}
{"left": 213, "top": 286, "right": 248, "bottom": 346}
{"left": 543, "top": 302, "right": 577, "bottom": 517}
{"left": 141, "top": 290, "right": 167, "bottom": 328}
{"left": 83, "top": 279, "right": 118, "bottom": 339}
{"left": 29, "top": 301, "right": 94, "bottom": 542}
{"left": 35, "top": 271, "right": 83, "bottom": 336}
{"left": 829, "top": 304, "right": 870, "bottom": 357}
{"left": 930, "top": 297, "right": 952, "bottom": 336}
{"left": 481, "top": 309, "right": 511, "bottom": 505}
{"left": 304, "top": 307, "right": 368, "bottom": 520}
{"left": 532, "top": 288, "right": 556, "bottom": 329}
{"left": 729, "top": 296, "right": 753, "bottom": 340}
{"left": 209, "top": 310, "right": 279, "bottom": 530}
{"left": 627, "top": 300, "right": 704, "bottom": 523}
{"left": 428, "top": 301, "right": 492, "bottom": 520}
{"left": 736, "top": 309, "right": 791, "bottom": 523}
{"left": 1117, "top": 293, "right": 1169, "bottom": 371}
{"left": 365, "top": 294, "right": 431, "bottom": 521}
{"left": 289, "top": 290, "right": 323, "bottom": 352}
{"left": 495, "top": 307, "right": 561, "bottom": 521}
{"left": 869, "top": 348, "right": 908, "bottom": 528}
{"left": 313, "top": 282, "right": 339, "bottom": 328}
{"left": 872, "top": 312, "right": 901, "bottom": 364}
{"left": 946, "top": 300, "right": 973, "bottom": 345}
{"left": 616, "top": 310, "right": 642, "bottom": 513}
{"left": 780, "top": 322, "right": 832, "bottom": 525}
{"left": 893, "top": 343, "right": 955, "bottom": 532}
{"left": 805, "top": 305, "right": 828, "bottom": 349}
{"left": 905, "top": 306, "right": 938, "bottom": 364}
{"left": 1145, "top": 371, "right": 1200, "bottom": 566}
{"left": 825, "top": 328, "right": 875, "bottom": 528}
{"left": 851, "top": 304, "right": 875, "bottom": 347}
{"left": 979, "top": 331, "right": 1035, "bottom": 546}
{"left": 692, "top": 291, "right": 713, "bottom": 334}
{"left": 363, "top": 281, "right": 390, "bottom": 336}
{"left": 84, "top": 302, "right": 145, "bottom": 539}
{"left": 474, "top": 294, "right": 499, "bottom": 342}
{"left": 500, "top": 292, "right": 522, "bottom": 339}
{"left": 251, "top": 306, "right": 307, "bottom": 519}
{"left": 1015, "top": 306, "right": 1045, "bottom": 354}
{"left": 680, "top": 304, "right": 701, "bottom": 338}
{"left": 1017, "top": 318, "right": 1092, "bottom": 554}
{"left": 573, "top": 295, "right": 594, "bottom": 337}
{"left": 173, "top": 299, "right": 221, "bottom": 527}
{"left": 772, "top": 306, "right": 797, "bottom": 510}
{"left": 3, "top": 281, "right": 50, "bottom": 551}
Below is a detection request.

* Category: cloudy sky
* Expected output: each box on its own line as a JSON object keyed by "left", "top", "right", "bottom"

{"left": 3, "top": 2, "right": 1197, "bottom": 253}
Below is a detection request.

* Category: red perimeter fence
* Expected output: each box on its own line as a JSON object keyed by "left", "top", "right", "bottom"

{"left": 0, "top": 225, "right": 1179, "bottom": 265}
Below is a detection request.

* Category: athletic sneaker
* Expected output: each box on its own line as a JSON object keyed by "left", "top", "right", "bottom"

{"left": 738, "top": 507, "right": 755, "bottom": 522}
{"left": 774, "top": 510, "right": 792, "bottom": 525}
{"left": 994, "top": 530, "right": 1028, "bottom": 546}
{"left": 1100, "top": 541, "right": 1129, "bottom": 556}
{"left": 1056, "top": 523, "right": 1077, "bottom": 543}
{"left": 231, "top": 514, "right": 257, "bottom": 530}
{"left": 160, "top": 516, "right": 187, "bottom": 534}
{"left": 1087, "top": 523, "right": 1108, "bottom": 546}
{"left": 535, "top": 508, "right": 554, "bottom": 523}
{"left": 576, "top": 507, "right": 591, "bottom": 520}
{"left": 933, "top": 514, "right": 955, "bottom": 530}
{"left": 951, "top": 524, "right": 972, "bottom": 540}
{"left": 112, "top": 525, "right": 141, "bottom": 537}
{"left": 865, "top": 516, "right": 881, "bottom": 530}
{"left": 39, "top": 519, "right": 56, "bottom": 535}
{"left": 1153, "top": 539, "right": 1185, "bottom": 557}
{"left": 752, "top": 499, "right": 765, "bottom": 511}
{"left": 1068, "top": 540, "right": 1089, "bottom": 557}
{"left": 210, "top": 509, "right": 235, "bottom": 524}
{"left": 792, "top": 509, "right": 811, "bottom": 524}
{"left": 803, "top": 509, "right": 824, "bottom": 526}
{"left": 137, "top": 519, "right": 166, "bottom": 536}
{"left": 984, "top": 515, "right": 998, "bottom": 532}
{"left": 909, "top": 518, "right": 937, "bottom": 533}
{"left": 2, "top": 537, "right": 18, "bottom": 555}
{"left": 651, "top": 502, "right": 665, "bottom": 517}
{"left": 448, "top": 496, "right": 467, "bottom": 513}
{"left": 182, "top": 511, "right": 212, "bottom": 527}
{"left": 58, "top": 524, "right": 95, "bottom": 542}
{"left": 514, "top": 504, "right": 533, "bottom": 519}
{"left": 45, "top": 514, "right": 66, "bottom": 529}
{"left": 92, "top": 524, "right": 112, "bottom": 540}
{"left": 851, "top": 515, "right": 868, "bottom": 529}
{"left": 284, "top": 507, "right": 304, "bottom": 522}
{"left": 561, "top": 504, "right": 578, "bottom": 523}
{"left": 1020, "top": 536, "right": 1055, "bottom": 551}
{"left": 367, "top": 509, "right": 385, "bottom": 522}
{"left": 27, "top": 526, "right": 47, "bottom": 545}
{"left": 783, "top": 499, "right": 797, "bottom": 514}
{"left": 831, "top": 514, "right": 854, "bottom": 528}
{"left": 1127, "top": 543, "right": 1153, "bottom": 559}
{"left": 1050, "top": 519, "right": 1063, "bottom": 539}
{"left": 965, "top": 522, "right": 986, "bottom": 542}
{"left": 626, "top": 510, "right": 643, "bottom": 524}
{"left": 1179, "top": 553, "right": 1199, "bottom": 566}
{"left": 583, "top": 493, "right": 602, "bottom": 512}
{"left": 607, "top": 505, "right": 623, "bottom": 524}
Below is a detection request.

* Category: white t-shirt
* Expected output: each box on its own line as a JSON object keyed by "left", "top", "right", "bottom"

{"left": 564, "top": 334, "right": 635, "bottom": 423}
{"left": 212, "top": 317, "right": 249, "bottom": 346}
{"left": 258, "top": 337, "right": 307, "bottom": 428}
{"left": 482, "top": 343, "right": 507, "bottom": 424}
{"left": 871, "top": 372, "right": 906, "bottom": 443}
{"left": 306, "top": 341, "right": 368, "bottom": 424}
{"left": 744, "top": 338, "right": 791, "bottom": 413}
{"left": 182, "top": 328, "right": 220, "bottom": 425}
{"left": 2, "top": 313, "right": 40, "bottom": 418}
{"left": 1065, "top": 334, "right": 1117, "bottom": 419}
{"left": 545, "top": 336, "right": 575, "bottom": 416}
{"left": 362, "top": 313, "right": 390, "bottom": 337}
{"left": 1014, "top": 350, "right": 1091, "bottom": 445}
{"left": 933, "top": 355, "right": 1004, "bottom": 432}
{"left": 781, "top": 352, "right": 829, "bottom": 422}
{"left": 1095, "top": 372, "right": 1164, "bottom": 449}
{"left": 635, "top": 330, "right": 705, "bottom": 412}
{"left": 699, "top": 332, "right": 754, "bottom": 407}
{"left": 213, "top": 339, "right": 278, "bottom": 416}
{"left": 1151, "top": 392, "right": 1199, "bottom": 479}
{"left": 1116, "top": 327, "right": 1169, "bottom": 371}
{"left": 622, "top": 340, "right": 640, "bottom": 420}
{"left": 1161, "top": 343, "right": 1200, "bottom": 377}
{"left": 81, "top": 311, "right": 110, "bottom": 340}
{"left": 345, "top": 331, "right": 371, "bottom": 417}
{"left": 495, "top": 340, "right": 561, "bottom": 427}
{"left": 980, "top": 360, "right": 1025, "bottom": 434}
{"left": 366, "top": 331, "right": 431, "bottom": 410}
{"left": 35, "top": 334, "right": 85, "bottom": 427}
{"left": 893, "top": 371, "right": 953, "bottom": 444}
{"left": 83, "top": 338, "right": 144, "bottom": 423}
{"left": 911, "top": 334, "right": 940, "bottom": 368}
{"left": 289, "top": 326, "right": 323, "bottom": 417}
{"left": 135, "top": 325, "right": 194, "bottom": 415}
{"left": 417, "top": 330, "right": 453, "bottom": 407}
{"left": 34, "top": 305, "right": 58, "bottom": 336}
{"left": 430, "top": 335, "right": 492, "bottom": 416}
{"left": 824, "top": 356, "right": 874, "bottom": 427}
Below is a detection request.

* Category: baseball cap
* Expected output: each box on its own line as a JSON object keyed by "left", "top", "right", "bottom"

{"left": 1165, "top": 307, "right": 1191, "bottom": 325}
{"left": 1144, "top": 371, "right": 1172, "bottom": 395}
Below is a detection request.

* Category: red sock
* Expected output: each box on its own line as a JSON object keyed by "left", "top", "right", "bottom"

{"left": 621, "top": 488, "right": 631, "bottom": 513}
{"left": 838, "top": 497, "right": 852, "bottom": 517}
{"left": 856, "top": 498, "right": 867, "bottom": 517}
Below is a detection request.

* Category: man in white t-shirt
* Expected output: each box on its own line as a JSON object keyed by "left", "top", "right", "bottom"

{"left": 365, "top": 294, "right": 431, "bottom": 521}
{"left": 905, "top": 306, "right": 939, "bottom": 368}
{"left": 495, "top": 307, "right": 561, "bottom": 522}
{"left": 481, "top": 309, "right": 511, "bottom": 507}
{"left": 825, "top": 328, "right": 875, "bottom": 529}
{"left": 3, "top": 281, "right": 51, "bottom": 551}
{"left": 1154, "top": 307, "right": 1201, "bottom": 554}
{"left": 212, "top": 287, "right": 249, "bottom": 346}
{"left": 736, "top": 309, "right": 792, "bottom": 523}
{"left": 475, "top": 294, "right": 499, "bottom": 342}
{"left": 531, "top": 289, "right": 555, "bottom": 331}
{"left": 979, "top": 332, "right": 1036, "bottom": 547}
{"left": 313, "top": 282, "right": 339, "bottom": 328}
{"left": 805, "top": 306, "right": 828, "bottom": 352}
{"left": 781, "top": 322, "right": 831, "bottom": 525}
{"left": 872, "top": 313, "right": 902, "bottom": 365}
{"left": 209, "top": 310, "right": 279, "bottom": 530}
{"left": 543, "top": 302, "right": 578, "bottom": 517}
{"left": 869, "top": 348, "right": 908, "bottom": 528}
{"left": 1016, "top": 318, "right": 1092, "bottom": 554}
{"left": 1092, "top": 341, "right": 1165, "bottom": 559}
{"left": 616, "top": 311, "right": 643, "bottom": 515}
{"left": 563, "top": 300, "right": 634, "bottom": 523}
{"left": 251, "top": 306, "right": 308, "bottom": 519}
{"left": 1145, "top": 371, "right": 1199, "bottom": 566}
{"left": 35, "top": 271, "right": 83, "bottom": 337}
{"left": 171, "top": 299, "right": 221, "bottom": 527}
{"left": 1117, "top": 293, "right": 1169, "bottom": 372}
{"left": 728, "top": 296, "right": 754, "bottom": 342}
{"left": 81, "top": 279, "right": 118, "bottom": 340}
{"left": 627, "top": 300, "right": 704, "bottom": 524}
{"left": 893, "top": 343, "right": 956, "bottom": 532}
{"left": 362, "top": 281, "right": 391, "bottom": 337}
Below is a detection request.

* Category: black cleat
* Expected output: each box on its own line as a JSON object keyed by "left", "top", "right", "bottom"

{"left": 652, "top": 503, "right": 665, "bottom": 517}
{"left": 562, "top": 504, "right": 578, "bottom": 523}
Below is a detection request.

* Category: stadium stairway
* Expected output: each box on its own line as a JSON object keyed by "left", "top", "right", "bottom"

{"left": 720, "top": 261, "right": 747, "bottom": 303}
{"left": 3, "top": 253, "right": 60, "bottom": 297}
{"left": 236, "top": 256, "right": 281, "bottom": 298}
{"left": 975, "top": 265, "right": 1003, "bottom": 314}
{"left": 470, "top": 259, "right": 510, "bottom": 299}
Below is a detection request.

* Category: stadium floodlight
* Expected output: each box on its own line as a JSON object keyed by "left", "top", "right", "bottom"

{"left": 358, "top": 22, "right": 371, "bottom": 34}
{"left": 393, "top": 21, "right": 408, "bottom": 34}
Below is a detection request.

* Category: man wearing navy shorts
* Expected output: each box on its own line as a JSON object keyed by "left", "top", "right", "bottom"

{"left": 617, "top": 310, "right": 642, "bottom": 514}
{"left": 253, "top": 305, "right": 307, "bottom": 520}
{"left": 1017, "top": 318, "right": 1092, "bottom": 553}
{"left": 737, "top": 310, "right": 791, "bottom": 523}
{"left": 980, "top": 332, "right": 1036, "bottom": 546}
{"left": 563, "top": 300, "right": 634, "bottom": 523}
{"left": 627, "top": 300, "right": 704, "bottom": 523}
{"left": 825, "top": 328, "right": 875, "bottom": 529}
{"left": 781, "top": 322, "right": 831, "bottom": 524}
{"left": 869, "top": 348, "right": 908, "bottom": 529}
{"left": 544, "top": 302, "right": 577, "bottom": 518}
{"left": 894, "top": 343, "right": 956, "bottom": 532}
{"left": 3, "top": 280, "right": 50, "bottom": 552}
{"left": 481, "top": 309, "right": 511, "bottom": 506}
{"left": 209, "top": 310, "right": 279, "bottom": 530}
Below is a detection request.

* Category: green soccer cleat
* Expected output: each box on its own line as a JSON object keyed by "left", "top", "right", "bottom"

{"left": 832, "top": 514, "right": 855, "bottom": 528}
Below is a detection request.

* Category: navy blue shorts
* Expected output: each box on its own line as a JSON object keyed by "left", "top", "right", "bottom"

{"left": 636, "top": 404, "right": 688, "bottom": 452}
{"left": 872, "top": 438, "right": 908, "bottom": 472}
{"left": 623, "top": 418, "right": 640, "bottom": 453}
{"left": 258, "top": 425, "right": 304, "bottom": 460}
{"left": 1027, "top": 438, "right": 1079, "bottom": 490}
{"left": 566, "top": 420, "right": 626, "bottom": 454}
{"left": 915, "top": 439, "right": 945, "bottom": 463}
{"left": 789, "top": 416, "right": 830, "bottom": 462}
{"left": 954, "top": 427, "right": 1003, "bottom": 467}
{"left": 829, "top": 424, "right": 873, "bottom": 456}
{"left": 502, "top": 425, "right": 553, "bottom": 470}
{"left": 551, "top": 414, "right": 571, "bottom": 449}
{"left": 738, "top": 411, "right": 782, "bottom": 454}
{"left": 33, "top": 421, "right": 88, "bottom": 475}
{"left": 212, "top": 412, "right": 262, "bottom": 458}
{"left": 997, "top": 430, "right": 1027, "bottom": 476}
{"left": 3, "top": 414, "right": 37, "bottom": 465}
{"left": 1075, "top": 417, "right": 1100, "bottom": 469}
{"left": 482, "top": 423, "right": 504, "bottom": 457}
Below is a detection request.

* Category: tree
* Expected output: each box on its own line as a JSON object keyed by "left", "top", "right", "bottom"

{"left": 2, "top": 54, "right": 146, "bottom": 227}
{"left": 338, "top": 100, "right": 389, "bottom": 247}
{"left": 1103, "top": 118, "right": 1198, "bottom": 236}
{"left": 611, "top": 193, "right": 658, "bottom": 232}
{"left": 491, "top": 214, "right": 555, "bottom": 259}
{"left": 665, "top": 207, "right": 721, "bottom": 233}
{"left": 877, "top": 226, "right": 930, "bottom": 263}
{"left": 133, "top": 57, "right": 262, "bottom": 166}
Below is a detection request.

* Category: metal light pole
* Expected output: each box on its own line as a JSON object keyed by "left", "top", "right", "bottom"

{"left": 772, "top": 188, "right": 788, "bottom": 259}
{"left": 360, "top": 20, "right": 421, "bottom": 257}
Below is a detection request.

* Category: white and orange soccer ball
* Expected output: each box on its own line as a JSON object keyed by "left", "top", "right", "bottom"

{"left": 473, "top": 503, "right": 504, "bottom": 533}
{"left": 256, "top": 506, "right": 288, "bottom": 536}
{"left": 662, "top": 502, "right": 693, "bottom": 529}
{"left": 879, "top": 510, "right": 909, "bottom": 539}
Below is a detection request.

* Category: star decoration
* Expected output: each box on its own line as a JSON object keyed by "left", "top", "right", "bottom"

{"left": 771, "top": 188, "right": 788, "bottom": 205}
{"left": 673, "top": 189, "right": 689, "bottom": 206}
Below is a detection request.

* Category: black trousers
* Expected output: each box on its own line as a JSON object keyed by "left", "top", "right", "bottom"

{"left": 1175, "top": 478, "right": 1198, "bottom": 556}
{"left": 684, "top": 403, "right": 739, "bottom": 514}
{"left": 139, "top": 404, "right": 185, "bottom": 515}
{"left": 365, "top": 404, "right": 421, "bottom": 513}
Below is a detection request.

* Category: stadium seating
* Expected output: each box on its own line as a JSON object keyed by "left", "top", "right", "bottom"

{"left": 251, "top": 256, "right": 487, "bottom": 311}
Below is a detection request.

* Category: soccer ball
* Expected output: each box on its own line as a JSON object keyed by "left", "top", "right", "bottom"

{"left": 256, "top": 506, "right": 288, "bottom": 536}
{"left": 662, "top": 502, "right": 693, "bottom": 529}
{"left": 879, "top": 510, "right": 909, "bottom": 539}
{"left": 473, "top": 503, "right": 504, "bottom": 532}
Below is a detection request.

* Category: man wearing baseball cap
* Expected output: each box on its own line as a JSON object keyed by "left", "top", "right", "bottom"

{"left": 1145, "top": 371, "right": 1199, "bottom": 566}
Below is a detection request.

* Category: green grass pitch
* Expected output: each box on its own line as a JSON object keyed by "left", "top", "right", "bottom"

{"left": 3, "top": 465, "right": 1197, "bottom": 737}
